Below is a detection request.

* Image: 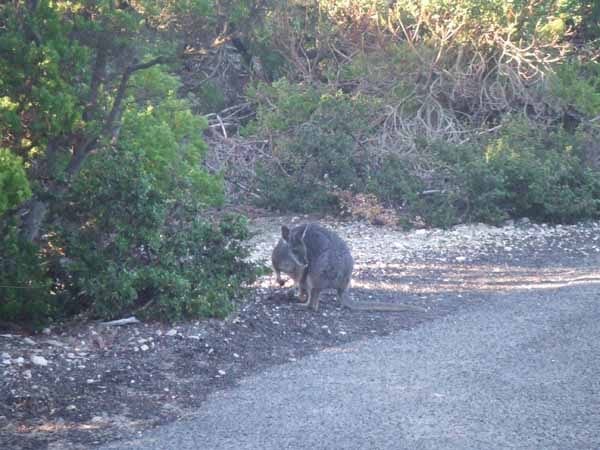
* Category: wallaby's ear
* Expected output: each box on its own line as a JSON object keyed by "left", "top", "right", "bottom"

{"left": 281, "top": 225, "right": 290, "bottom": 242}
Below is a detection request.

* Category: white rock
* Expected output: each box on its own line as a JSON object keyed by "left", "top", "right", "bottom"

{"left": 217, "top": 369, "right": 226, "bottom": 376}
{"left": 31, "top": 355, "right": 48, "bottom": 366}
{"left": 23, "top": 370, "right": 32, "bottom": 379}
{"left": 1, "top": 352, "right": 10, "bottom": 359}
{"left": 15, "top": 357, "right": 25, "bottom": 365}
{"left": 66, "top": 405, "right": 77, "bottom": 411}
{"left": 23, "top": 337, "right": 36, "bottom": 345}
{"left": 140, "top": 344, "right": 149, "bottom": 351}
{"left": 166, "top": 329, "right": 178, "bottom": 336}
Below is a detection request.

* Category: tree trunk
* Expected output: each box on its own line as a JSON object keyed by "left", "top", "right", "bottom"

{"left": 20, "top": 199, "right": 48, "bottom": 242}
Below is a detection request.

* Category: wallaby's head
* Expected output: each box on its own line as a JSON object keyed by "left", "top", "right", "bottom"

{"left": 281, "top": 224, "right": 310, "bottom": 265}
{"left": 272, "top": 233, "right": 307, "bottom": 286}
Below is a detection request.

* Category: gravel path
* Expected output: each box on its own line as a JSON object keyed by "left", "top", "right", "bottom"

{"left": 3, "top": 217, "right": 600, "bottom": 449}
{"left": 100, "top": 281, "right": 600, "bottom": 450}
{"left": 97, "top": 218, "right": 600, "bottom": 450}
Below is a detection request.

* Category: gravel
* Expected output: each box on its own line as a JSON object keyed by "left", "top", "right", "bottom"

{"left": 2, "top": 216, "right": 600, "bottom": 449}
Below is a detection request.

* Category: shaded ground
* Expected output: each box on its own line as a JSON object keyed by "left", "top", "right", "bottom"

{"left": 1, "top": 217, "right": 599, "bottom": 450}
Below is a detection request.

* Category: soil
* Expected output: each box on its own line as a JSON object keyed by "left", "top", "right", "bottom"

{"left": 1, "top": 216, "right": 599, "bottom": 450}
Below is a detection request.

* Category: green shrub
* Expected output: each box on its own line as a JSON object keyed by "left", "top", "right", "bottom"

{"left": 249, "top": 82, "right": 380, "bottom": 212}
{"left": 483, "top": 119, "right": 600, "bottom": 222}
{"left": 54, "top": 150, "right": 261, "bottom": 321}
{"left": 425, "top": 118, "right": 600, "bottom": 225}
{"left": 0, "top": 149, "right": 31, "bottom": 215}
{"left": 551, "top": 62, "right": 600, "bottom": 118}
{"left": 0, "top": 222, "right": 53, "bottom": 324}
{"left": 366, "top": 154, "right": 423, "bottom": 208}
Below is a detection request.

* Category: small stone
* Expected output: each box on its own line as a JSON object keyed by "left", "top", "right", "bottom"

{"left": 140, "top": 344, "right": 149, "bottom": 351}
{"left": 1, "top": 352, "right": 10, "bottom": 359}
{"left": 455, "top": 256, "right": 467, "bottom": 262}
{"left": 23, "top": 337, "right": 36, "bottom": 345}
{"left": 137, "top": 338, "right": 147, "bottom": 344}
{"left": 166, "top": 329, "right": 178, "bottom": 337}
{"left": 14, "top": 357, "right": 25, "bottom": 365}
{"left": 42, "top": 327, "right": 51, "bottom": 335}
{"left": 217, "top": 369, "right": 226, "bottom": 376}
{"left": 31, "top": 355, "right": 48, "bottom": 366}
{"left": 23, "top": 370, "right": 32, "bottom": 379}
{"left": 66, "top": 405, "right": 77, "bottom": 411}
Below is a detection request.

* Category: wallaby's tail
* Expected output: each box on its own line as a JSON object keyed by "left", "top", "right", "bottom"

{"left": 342, "top": 297, "right": 428, "bottom": 313}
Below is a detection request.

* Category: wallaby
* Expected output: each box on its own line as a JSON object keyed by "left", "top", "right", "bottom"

{"left": 275, "top": 223, "right": 427, "bottom": 312}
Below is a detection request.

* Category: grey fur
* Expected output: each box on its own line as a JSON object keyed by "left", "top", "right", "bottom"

{"left": 271, "top": 238, "right": 308, "bottom": 299}
{"left": 276, "top": 223, "right": 426, "bottom": 312}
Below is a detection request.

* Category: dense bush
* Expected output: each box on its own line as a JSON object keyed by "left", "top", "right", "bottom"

{"left": 238, "top": 1, "right": 600, "bottom": 227}
{"left": 249, "top": 81, "right": 381, "bottom": 212}
{"left": 427, "top": 119, "right": 600, "bottom": 226}
{"left": 0, "top": 149, "right": 31, "bottom": 216}
{"left": 0, "top": 2, "right": 262, "bottom": 325}
{"left": 0, "top": 222, "right": 53, "bottom": 324}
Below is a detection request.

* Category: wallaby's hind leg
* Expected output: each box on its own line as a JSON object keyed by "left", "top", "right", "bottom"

{"left": 308, "top": 288, "right": 321, "bottom": 311}
{"left": 298, "top": 284, "right": 307, "bottom": 301}
{"left": 297, "top": 286, "right": 311, "bottom": 307}
{"left": 337, "top": 287, "right": 351, "bottom": 308}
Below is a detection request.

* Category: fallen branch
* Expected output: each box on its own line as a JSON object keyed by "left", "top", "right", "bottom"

{"left": 101, "top": 316, "right": 140, "bottom": 326}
